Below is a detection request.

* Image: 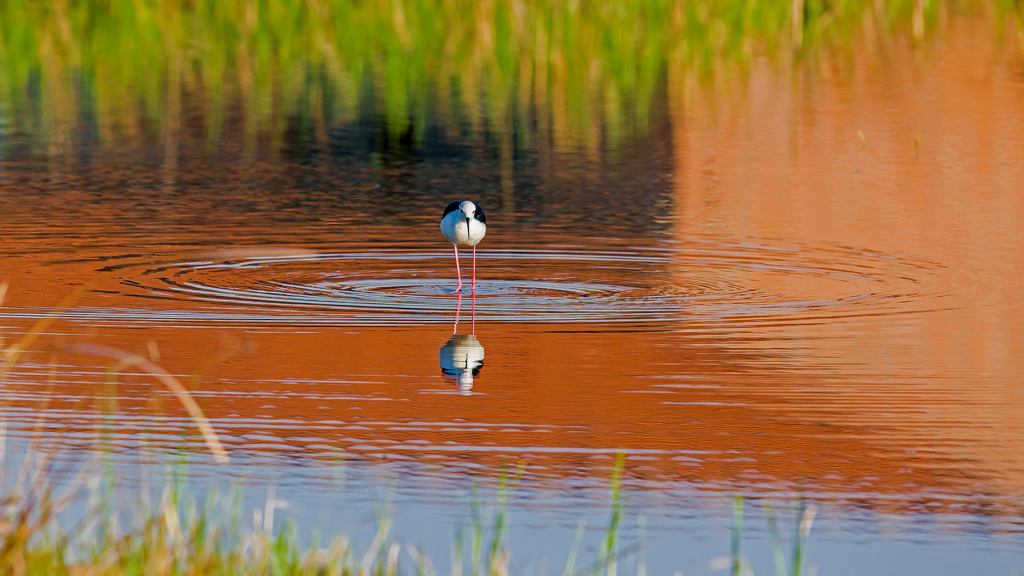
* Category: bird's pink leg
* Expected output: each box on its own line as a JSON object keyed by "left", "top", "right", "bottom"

{"left": 472, "top": 245, "right": 477, "bottom": 292}
{"left": 454, "top": 245, "right": 463, "bottom": 292}
{"left": 471, "top": 290, "right": 476, "bottom": 335}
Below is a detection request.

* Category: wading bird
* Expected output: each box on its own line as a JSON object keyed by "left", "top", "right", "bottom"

{"left": 440, "top": 200, "right": 486, "bottom": 292}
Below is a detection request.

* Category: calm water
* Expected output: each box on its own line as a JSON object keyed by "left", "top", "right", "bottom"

{"left": 2, "top": 15, "right": 1024, "bottom": 575}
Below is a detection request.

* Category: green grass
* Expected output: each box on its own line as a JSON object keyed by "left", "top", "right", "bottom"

{"left": 0, "top": 0, "right": 997, "bottom": 159}
{"left": 0, "top": 439, "right": 825, "bottom": 576}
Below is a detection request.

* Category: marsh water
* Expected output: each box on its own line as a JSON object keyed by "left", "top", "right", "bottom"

{"left": 2, "top": 11, "right": 1024, "bottom": 575}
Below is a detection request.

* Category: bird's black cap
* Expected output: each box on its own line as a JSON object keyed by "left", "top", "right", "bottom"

{"left": 442, "top": 201, "right": 486, "bottom": 224}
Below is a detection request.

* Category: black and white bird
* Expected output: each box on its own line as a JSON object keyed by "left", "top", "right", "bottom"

{"left": 440, "top": 200, "right": 486, "bottom": 292}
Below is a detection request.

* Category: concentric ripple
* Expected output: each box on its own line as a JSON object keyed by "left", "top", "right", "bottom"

{"left": 5, "top": 240, "right": 952, "bottom": 329}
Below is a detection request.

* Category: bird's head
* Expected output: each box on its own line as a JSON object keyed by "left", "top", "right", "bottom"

{"left": 459, "top": 201, "right": 477, "bottom": 222}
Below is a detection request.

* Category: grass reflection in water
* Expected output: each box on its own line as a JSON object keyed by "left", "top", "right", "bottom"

{"left": 0, "top": 0, "right": 981, "bottom": 159}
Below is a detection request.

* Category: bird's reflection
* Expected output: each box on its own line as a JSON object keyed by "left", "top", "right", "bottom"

{"left": 439, "top": 293, "right": 484, "bottom": 395}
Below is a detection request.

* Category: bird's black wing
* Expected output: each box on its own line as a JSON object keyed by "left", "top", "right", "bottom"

{"left": 474, "top": 202, "right": 486, "bottom": 224}
{"left": 442, "top": 201, "right": 462, "bottom": 218}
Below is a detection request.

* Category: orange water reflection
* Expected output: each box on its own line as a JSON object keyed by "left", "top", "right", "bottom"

{"left": 671, "top": 18, "right": 1024, "bottom": 501}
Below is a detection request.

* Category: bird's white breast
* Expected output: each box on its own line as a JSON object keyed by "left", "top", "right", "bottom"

{"left": 441, "top": 212, "right": 487, "bottom": 246}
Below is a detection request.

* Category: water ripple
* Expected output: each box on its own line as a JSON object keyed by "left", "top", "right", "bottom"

{"left": 0, "top": 241, "right": 950, "bottom": 329}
